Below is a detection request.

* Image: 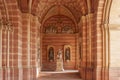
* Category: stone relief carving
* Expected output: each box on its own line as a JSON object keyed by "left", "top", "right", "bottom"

{"left": 44, "top": 26, "right": 74, "bottom": 34}
{"left": 43, "top": 15, "right": 76, "bottom": 34}
{"left": 62, "top": 26, "right": 74, "bottom": 34}
{"left": 45, "top": 26, "right": 57, "bottom": 33}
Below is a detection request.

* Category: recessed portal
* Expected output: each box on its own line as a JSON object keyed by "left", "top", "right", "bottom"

{"left": 41, "top": 15, "right": 79, "bottom": 71}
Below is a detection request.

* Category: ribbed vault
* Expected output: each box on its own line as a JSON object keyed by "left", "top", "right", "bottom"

{"left": 17, "top": 0, "right": 97, "bottom": 23}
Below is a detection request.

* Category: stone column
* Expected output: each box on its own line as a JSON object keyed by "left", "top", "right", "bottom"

{"left": 75, "top": 33, "right": 79, "bottom": 69}
{"left": 80, "top": 13, "right": 95, "bottom": 80}
{"left": 80, "top": 15, "right": 87, "bottom": 80}
{"left": 86, "top": 2, "right": 92, "bottom": 70}
{"left": 0, "top": 18, "right": 3, "bottom": 80}
{"left": 6, "top": 23, "right": 12, "bottom": 80}
{"left": 100, "top": 23, "right": 109, "bottom": 80}
{"left": 0, "top": 19, "right": 2, "bottom": 68}
{"left": 36, "top": 18, "right": 41, "bottom": 77}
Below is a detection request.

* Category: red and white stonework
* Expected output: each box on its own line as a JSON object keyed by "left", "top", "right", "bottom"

{"left": 0, "top": 0, "right": 120, "bottom": 80}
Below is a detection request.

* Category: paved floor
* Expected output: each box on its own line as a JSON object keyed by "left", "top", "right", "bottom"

{"left": 39, "top": 70, "right": 82, "bottom": 80}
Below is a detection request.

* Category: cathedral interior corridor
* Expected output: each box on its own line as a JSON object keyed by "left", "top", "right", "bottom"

{"left": 0, "top": 0, "right": 120, "bottom": 80}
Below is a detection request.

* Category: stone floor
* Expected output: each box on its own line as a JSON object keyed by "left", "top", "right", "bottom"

{"left": 39, "top": 70, "right": 82, "bottom": 80}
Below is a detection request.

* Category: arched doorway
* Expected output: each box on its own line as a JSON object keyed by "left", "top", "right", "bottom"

{"left": 98, "top": 0, "right": 120, "bottom": 80}
{"left": 41, "top": 15, "right": 79, "bottom": 71}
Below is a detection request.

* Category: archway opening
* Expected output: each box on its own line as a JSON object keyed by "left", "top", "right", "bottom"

{"left": 41, "top": 15, "right": 79, "bottom": 71}
{"left": 109, "top": 0, "right": 120, "bottom": 79}
{"left": 102, "top": 0, "right": 120, "bottom": 79}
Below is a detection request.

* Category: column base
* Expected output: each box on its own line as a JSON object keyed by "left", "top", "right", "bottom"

{"left": 0, "top": 67, "right": 38, "bottom": 80}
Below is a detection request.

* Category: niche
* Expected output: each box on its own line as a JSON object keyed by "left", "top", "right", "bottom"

{"left": 47, "top": 46, "right": 55, "bottom": 62}
{"left": 64, "top": 45, "right": 72, "bottom": 62}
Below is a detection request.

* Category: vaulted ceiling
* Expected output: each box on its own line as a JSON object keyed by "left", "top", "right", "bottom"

{"left": 17, "top": 0, "right": 97, "bottom": 23}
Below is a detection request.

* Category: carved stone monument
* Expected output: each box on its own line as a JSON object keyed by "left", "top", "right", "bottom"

{"left": 56, "top": 49, "right": 64, "bottom": 71}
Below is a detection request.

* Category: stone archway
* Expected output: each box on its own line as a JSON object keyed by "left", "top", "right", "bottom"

{"left": 97, "top": 0, "right": 120, "bottom": 80}
{"left": 102, "top": 0, "right": 120, "bottom": 80}
{"left": 41, "top": 14, "right": 79, "bottom": 71}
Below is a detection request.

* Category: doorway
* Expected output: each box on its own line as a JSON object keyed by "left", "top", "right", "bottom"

{"left": 40, "top": 15, "right": 79, "bottom": 71}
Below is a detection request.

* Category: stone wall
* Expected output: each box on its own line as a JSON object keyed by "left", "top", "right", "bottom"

{"left": 42, "top": 34, "right": 77, "bottom": 71}
{"left": 0, "top": 0, "right": 40, "bottom": 80}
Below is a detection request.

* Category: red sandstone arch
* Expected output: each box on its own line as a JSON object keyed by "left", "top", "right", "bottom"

{"left": 101, "top": 0, "right": 120, "bottom": 80}
{"left": 96, "top": 0, "right": 115, "bottom": 80}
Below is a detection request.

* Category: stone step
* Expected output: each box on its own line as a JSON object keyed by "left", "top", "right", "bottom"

{"left": 39, "top": 70, "right": 82, "bottom": 80}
